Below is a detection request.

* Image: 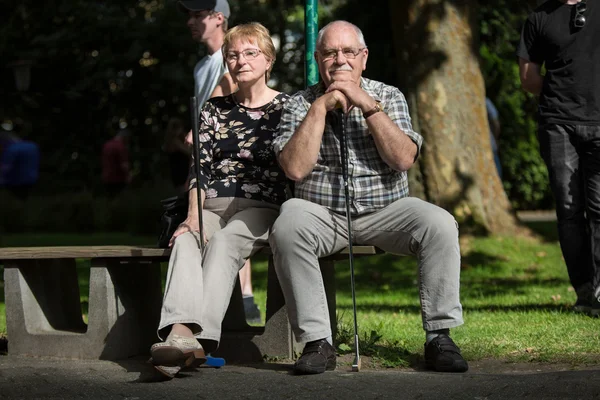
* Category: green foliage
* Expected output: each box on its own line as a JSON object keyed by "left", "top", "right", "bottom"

{"left": 335, "top": 315, "right": 386, "bottom": 355}
{"left": 2, "top": 1, "right": 196, "bottom": 194}
{"left": 331, "top": 231, "right": 600, "bottom": 367}
{"left": 479, "top": 2, "right": 553, "bottom": 210}
{"left": 1, "top": 0, "right": 309, "bottom": 196}
{"left": 1, "top": 0, "right": 554, "bottom": 210}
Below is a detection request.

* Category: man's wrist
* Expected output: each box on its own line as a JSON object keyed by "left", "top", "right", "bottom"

{"left": 363, "top": 101, "right": 384, "bottom": 119}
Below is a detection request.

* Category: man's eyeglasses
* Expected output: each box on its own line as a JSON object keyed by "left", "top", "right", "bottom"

{"left": 319, "top": 47, "right": 366, "bottom": 61}
{"left": 225, "top": 49, "right": 262, "bottom": 63}
{"left": 573, "top": 1, "right": 587, "bottom": 29}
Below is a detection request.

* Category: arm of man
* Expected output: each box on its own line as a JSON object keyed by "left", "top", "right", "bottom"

{"left": 277, "top": 90, "right": 348, "bottom": 181}
{"left": 516, "top": 14, "right": 544, "bottom": 96}
{"left": 518, "top": 58, "right": 543, "bottom": 96}
{"left": 327, "top": 81, "right": 418, "bottom": 171}
{"left": 173, "top": 136, "right": 193, "bottom": 155}
{"left": 210, "top": 72, "right": 236, "bottom": 98}
{"left": 491, "top": 117, "right": 501, "bottom": 140}
{"left": 364, "top": 109, "right": 417, "bottom": 172}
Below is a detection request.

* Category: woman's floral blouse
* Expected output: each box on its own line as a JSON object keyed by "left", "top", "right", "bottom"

{"left": 189, "top": 92, "right": 290, "bottom": 206}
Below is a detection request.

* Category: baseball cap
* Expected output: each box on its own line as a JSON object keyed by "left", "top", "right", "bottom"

{"left": 177, "top": 0, "right": 231, "bottom": 18}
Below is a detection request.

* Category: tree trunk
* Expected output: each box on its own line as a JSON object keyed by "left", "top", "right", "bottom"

{"left": 389, "top": 0, "right": 519, "bottom": 234}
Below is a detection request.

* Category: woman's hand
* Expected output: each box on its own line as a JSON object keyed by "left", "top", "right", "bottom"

{"left": 169, "top": 217, "right": 206, "bottom": 247}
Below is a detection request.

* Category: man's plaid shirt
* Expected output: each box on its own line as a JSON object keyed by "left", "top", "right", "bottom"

{"left": 273, "top": 77, "right": 423, "bottom": 216}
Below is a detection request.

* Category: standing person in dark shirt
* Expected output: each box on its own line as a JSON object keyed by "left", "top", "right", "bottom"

{"left": 101, "top": 129, "right": 131, "bottom": 198}
{"left": 149, "top": 22, "right": 289, "bottom": 379}
{"left": 517, "top": 0, "right": 600, "bottom": 316}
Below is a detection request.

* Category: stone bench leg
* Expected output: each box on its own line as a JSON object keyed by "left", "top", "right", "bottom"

{"left": 5, "top": 258, "right": 87, "bottom": 358}
{"left": 89, "top": 258, "right": 162, "bottom": 360}
{"left": 4, "top": 258, "right": 162, "bottom": 360}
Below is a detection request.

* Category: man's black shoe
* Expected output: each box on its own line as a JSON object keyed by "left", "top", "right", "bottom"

{"left": 294, "top": 339, "right": 336, "bottom": 374}
{"left": 424, "top": 334, "right": 468, "bottom": 372}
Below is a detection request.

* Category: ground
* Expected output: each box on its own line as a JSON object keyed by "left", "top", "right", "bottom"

{"left": 331, "top": 353, "right": 600, "bottom": 374}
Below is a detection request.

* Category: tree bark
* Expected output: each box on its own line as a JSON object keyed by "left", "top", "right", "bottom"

{"left": 389, "top": 0, "right": 519, "bottom": 234}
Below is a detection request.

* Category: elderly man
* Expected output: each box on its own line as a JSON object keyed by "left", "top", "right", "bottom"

{"left": 270, "top": 20, "right": 468, "bottom": 375}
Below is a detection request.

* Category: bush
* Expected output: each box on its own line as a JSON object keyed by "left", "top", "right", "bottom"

{"left": 479, "top": 3, "right": 554, "bottom": 210}
{"left": 0, "top": 190, "right": 27, "bottom": 239}
{"left": 0, "top": 180, "right": 174, "bottom": 236}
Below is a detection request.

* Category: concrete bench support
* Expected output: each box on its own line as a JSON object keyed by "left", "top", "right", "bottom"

{"left": 4, "top": 257, "right": 162, "bottom": 359}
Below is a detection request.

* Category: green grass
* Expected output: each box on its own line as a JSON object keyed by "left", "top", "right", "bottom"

{"left": 2, "top": 225, "right": 599, "bottom": 368}
{"left": 332, "top": 231, "right": 600, "bottom": 367}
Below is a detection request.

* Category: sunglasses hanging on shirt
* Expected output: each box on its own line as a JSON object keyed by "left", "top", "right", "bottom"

{"left": 573, "top": 1, "right": 587, "bottom": 29}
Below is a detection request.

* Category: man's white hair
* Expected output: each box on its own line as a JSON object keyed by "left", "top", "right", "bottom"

{"left": 316, "top": 21, "right": 367, "bottom": 49}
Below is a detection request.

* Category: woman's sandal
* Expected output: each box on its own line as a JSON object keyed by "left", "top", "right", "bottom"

{"left": 150, "top": 334, "right": 207, "bottom": 368}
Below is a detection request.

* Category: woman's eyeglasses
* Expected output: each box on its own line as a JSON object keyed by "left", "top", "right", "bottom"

{"left": 573, "top": 1, "right": 587, "bottom": 29}
{"left": 225, "top": 49, "right": 262, "bottom": 63}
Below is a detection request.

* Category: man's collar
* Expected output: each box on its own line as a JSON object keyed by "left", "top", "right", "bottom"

{"left": 360, "top": 77, "right": 382, "bottom": 102}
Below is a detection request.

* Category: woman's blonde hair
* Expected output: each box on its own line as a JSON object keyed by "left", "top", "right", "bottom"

{"left": 223, "top": 22, "right": 276, "bottom": 82}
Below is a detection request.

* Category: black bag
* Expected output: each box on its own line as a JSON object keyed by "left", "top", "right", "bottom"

{"left": 157, "top": 194, "right": 189, "bottom": 248}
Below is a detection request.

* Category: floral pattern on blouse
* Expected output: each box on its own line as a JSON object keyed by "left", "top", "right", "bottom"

{"left": 189, "top": 92, "right": 290, "bottom": 206}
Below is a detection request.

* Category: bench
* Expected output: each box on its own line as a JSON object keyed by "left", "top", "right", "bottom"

{"left": 0, "top": 245, "right": 380, "bottom": 362}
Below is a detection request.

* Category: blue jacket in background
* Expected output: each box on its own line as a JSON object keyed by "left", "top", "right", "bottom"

{"left": 0, "top": 141, "right": 40, "bottom": 186}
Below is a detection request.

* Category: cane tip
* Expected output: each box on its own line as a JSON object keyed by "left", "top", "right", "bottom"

{"left": 351, "top": 358, "right": 361, "bottom": 372}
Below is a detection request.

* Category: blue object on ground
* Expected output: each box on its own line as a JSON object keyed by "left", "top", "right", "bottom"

{"left": 204, "top": 355, "right": 226, "bottom": 368}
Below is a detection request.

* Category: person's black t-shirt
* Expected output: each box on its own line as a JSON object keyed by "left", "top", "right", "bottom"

{"left": 516, "top": 0, "right": 600, "bottom": 125}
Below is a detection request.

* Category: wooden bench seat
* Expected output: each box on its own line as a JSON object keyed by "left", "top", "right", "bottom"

{"left": 0, "top": 245, "right": 380, "bottom": 362}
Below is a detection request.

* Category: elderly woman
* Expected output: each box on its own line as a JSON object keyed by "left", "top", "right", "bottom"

{"left": 150, "top": 22, "right": 289, "bottom": 379}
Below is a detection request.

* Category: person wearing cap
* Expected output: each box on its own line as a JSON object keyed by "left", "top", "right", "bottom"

{"left": 150, "top": 22, "right": 289, "bottom": 379}
{"left": 269, "top": 20, "right": 468, "bottom": 375}
{"left": 177, "top": 0, "right": 263, "bottom": 324}
{"left": 178, "top": 0, "right": 235, "bottom": 106}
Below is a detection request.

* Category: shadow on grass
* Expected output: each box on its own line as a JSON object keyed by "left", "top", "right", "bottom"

{"left": 461, "top": 250, "right": 508, "bottom": 272}
{"left": 522, "top": 220, "right": 559, "bottom": 243}
{"left": 332, "top": 252, "right": 567, "bottom": 300}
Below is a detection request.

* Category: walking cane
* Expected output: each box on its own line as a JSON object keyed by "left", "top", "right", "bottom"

{"left": 190, "top": 96, "right": 206, "bottom": 253}
{"left": 189, "top": 96, "right": 226, "bottom": 368}
{"left": 338, "top": 111, "right": 361, "bottom": 372}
